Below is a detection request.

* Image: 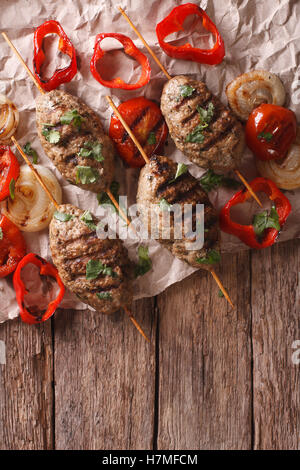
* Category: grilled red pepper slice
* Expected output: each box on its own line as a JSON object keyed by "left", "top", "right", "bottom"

{"left": 219, "top": 177, "right": 291, "bottom": 249}
{"left": 13, "top": 253, "right": 65, "bottom": 324}
{"left": 0, "top": 215, "right": 26, "bottom": 278}
{"left": 0, "top": 146, "right": 20, "bottom": 201}
{"left": 109, "top": 97, "right": 168, "bottom": 167}
{"left": 90, "top": 33, "right": 151, "bottom": 90}
{"left": 246, "top": 104, "right": 297, "bottom": 161}
{"left": 156, "top": 3, "right": 225, "bottom": 65}
{"left": 33, "top": 20, "right": 77, "bottom": 92}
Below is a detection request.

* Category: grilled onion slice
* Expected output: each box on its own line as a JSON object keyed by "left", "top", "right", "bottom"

{"left": 226, "top": 70, "right": 286, "bottom": 121}
{"left": 0, "top": 165, "right": 62, "bottom": 232}
{"left": 0, "top": 94, "right": 19, "bottom": 143}
{"left": 256, "top": 127, "right": 300, "bottom": 190}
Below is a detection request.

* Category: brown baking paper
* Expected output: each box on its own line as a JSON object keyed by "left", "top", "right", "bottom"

{"left": 0, "top": 0, "right": 299, "bottom": 322}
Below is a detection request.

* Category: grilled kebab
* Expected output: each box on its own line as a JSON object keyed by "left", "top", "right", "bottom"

{"left": 137, "top": 154, "right": 220, "bottom": 270}
{"left": 36, "top": 92, "right": 136, "bottom": 314}
{"left": 49, "top": 204, "right": 133, "bottom": 314}
{"left": 160, "top": 75, "right": 245, "bottom": 174}
{"left": 36, "top": 90, "right": 115, "bottom": 192}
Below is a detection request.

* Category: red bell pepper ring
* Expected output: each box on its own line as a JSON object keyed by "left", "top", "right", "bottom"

{"left": 219, "top": 177, "right": 291, "bottom": 249}
{"left": 13, "top": 253, "right": 65, "bottom": 324}
{"left": 90, "top": 33, "right": 151, "bottom": 90}
{"left": 156, "top": 3, "right": 225, "bottom": 65}
{"left": 33, "top": 20, "right": 77, "bottom": 92}
{"left": 0, "top": 145, "right": 20, "bottom": 201}
{"left": 0, "top": 215, "right": 26, "bottom": 278}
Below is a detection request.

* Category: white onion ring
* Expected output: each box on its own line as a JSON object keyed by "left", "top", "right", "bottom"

{"left": 0, "top": 165, "right": 62, "bottom": 232}
{"left": 226, "top": 70, "right": 286, "bottom": 121}
{"left": 256, "top": 127, "right": 300, "bottom": 190}
{"left": 0, "top": 94, "right": 19, "bottom": 143}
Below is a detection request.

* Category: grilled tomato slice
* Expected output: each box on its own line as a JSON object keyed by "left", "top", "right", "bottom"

{"left": 109, "top": 97, "right": 168, "bottom": 168}
{"left": 246, "top": 104, "right": 297, "bottom": 161}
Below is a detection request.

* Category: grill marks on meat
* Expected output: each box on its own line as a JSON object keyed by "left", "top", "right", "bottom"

{"left": 160, "top": 75, "right": 245, "bottom": 173}
{"left": 36, "top": 90, "right": 115, "bottom": 193}
{"left": 49, "top": 204, "right": 133, "bottom": 315}
{"left": 121, "top": 106, "right": 150, "bottom": 143}
{"left": 137, "top": 155, "right": 220, "bottom": 270}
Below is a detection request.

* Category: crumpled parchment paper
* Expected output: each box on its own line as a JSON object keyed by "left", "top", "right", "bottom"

{"left": 0, "top": 0, "right": 299, "bottom": 322}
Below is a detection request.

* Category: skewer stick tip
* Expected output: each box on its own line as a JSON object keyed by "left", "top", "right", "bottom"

{"left": 124, "top": 306, "right": 150, "bottom": 342}
{"left": 210, "top": 269, "right": 234, "bottom": 308}
{"left": 106, "top": 188, "right": 136, "bottom": 234}
{"left": 117, "top": 6, "right": 172, "bottom": 81}
{"left": 235, "top": 170, "right": 263, "bottom": 207}
{"left": 1, "top": 31, "right": 45, "bottom": 95}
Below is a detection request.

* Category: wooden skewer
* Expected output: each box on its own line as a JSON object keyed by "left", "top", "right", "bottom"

{"left": 106, "top": 188, "right": 134, "bottom": 231}
{"left": 106, "top": 96, "right": 234, "bottom": 307}
{"left": 210, "top": 269, "right": 234, "bottom": 308}
{"left": 1, "top": 32, "right": 45, "bottom": 95}
{"left": 124, "top": 306, "right": 150, "bottom": 342}
{"left": 118, "top": 6, "right": 171, "bottom": 81}
{"left": 11, "top": 136, "right": 60, "bottom": 210}
{"left": 117, "top": 7, "right": 263, "bottom": 208}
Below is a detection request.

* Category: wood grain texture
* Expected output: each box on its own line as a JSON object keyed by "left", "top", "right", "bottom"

{"left": 251, "top": 240, "right": 300, "bottom": 450}
{"left": 156, "top": 251, "right": 252, "bottom": 450}
{"left": 0, "top": 319, "right": 53, "bottom": 450}
{"left": 53, "top": 298, "right": 156, "bottom": 450}
{"left": 0, "top": 241, "right": 299, "bottom": 450}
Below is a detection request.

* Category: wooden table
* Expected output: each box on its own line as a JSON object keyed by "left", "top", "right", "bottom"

{"left": 0, "top": 239, "right": 299, "bottom": 450}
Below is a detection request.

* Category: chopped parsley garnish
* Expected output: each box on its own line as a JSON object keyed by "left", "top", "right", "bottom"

{"left": 0, "top": 227, "right": 3, "bottom": 240}
{"left": 9, "top": 178, "right": 15, "bottom": 200}
{"left": 253, "top": 206, "right": 280, "bottom": 236}
{"left": 80, "top": 210, "right": 97, "bottom": 231}
{"left": 97, "top": 181, "right": 120, "bottom": 212}
{"left": 186, "top": 126, "right": 206, "bottom": 143}
{"left": 42, "top": 124, "right": 60, "bottom": 144}
{"left": 60, "top": 109, "right": 84, "bottom": 129}
{"left": 199, "top": 169, "right": 241, "bottom": 192}
{"left": 159, "top": 198, "right": 172, "bottom": 211}
{"left": 135, "top": 245, "right": 152, "bottom": 278}
{"left": 78, "top": 141, "right": 104, "bottom": 162}
{"left": 185, "top": 102, "right": 214, "bottom": 143}
{"left": 179, "top": 84, "right": 195, "bottom": 98}
{"left": 197, "top": 102, "right": 215, "bottom": 124}
{"left": 86, "top": 259, "right": 117, "bottom": 280}
{"left": 76, "top": 166, "right": 99, "bottom": 185}
{"left": 96, "top": 292, "right": 112, "bottom": 300}
{"left": 169, "top": 163, "right": 188, "bottom": 183}
{"left": 196, "top": 249, "right": 221, "bottom": 265}
{"left": 54, "top": 211, "right": 74, "bottom": 222}
{"left": 23, "top": 142, "right": 38, "bottom": 164}
{"left": 218, "top": 289, "right": 224, "bottom": 298}
{"left": 147, "top": 132, "right": 156, "bottom": 145}
{"left": 258, "top": 131, "right": 273, "bottom": 142}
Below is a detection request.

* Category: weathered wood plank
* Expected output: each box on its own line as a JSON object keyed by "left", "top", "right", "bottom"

{"left": 0, "top": 319, "right": 53, "bottom": 450}
{"left": 156, "top": 252, "right": 252, "bottom": 450}
{"left": 54, "top": 298, "right": 156, "bottom": 450}
{"left": 251, "top": 240, "right": 300, "bottom": 450}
